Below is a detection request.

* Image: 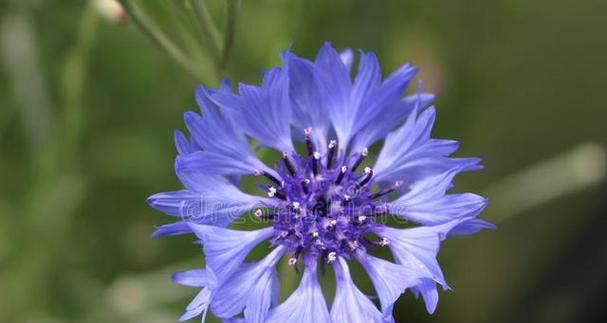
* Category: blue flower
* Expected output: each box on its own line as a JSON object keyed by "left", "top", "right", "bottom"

{"left": 147, "top": 42, "right": 494, "bottom": 322}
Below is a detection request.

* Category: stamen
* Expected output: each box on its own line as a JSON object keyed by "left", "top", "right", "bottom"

{"left": 254, "top": 170, "right": 282, "bottom": 187}
{"left": 288, "top": 257, "right": 298, "bottom": 266}
{"left": 354, "top": 167, "right": 373, "bottom": 190}
{"left": 304, "top": 127, "right": 314, "bottom": 156}
{"left": 335, "top": 165, "right": 347, "bottom": 184}
{"left": 282, "top": 151, "right": 297, "bottom": 176}
{"left": 357, "top": 215, "right": 367, "bottom": 222}
{"left": 301, "top": 178, "right": 310, "bottom": 194}
{"left": 326, "top": 140, "right": 337, "bottom": 169}
{"left": 312, "top": 151, "right": 321, "bottom": 176}
{"left": 351, "top": 148, "right": 369, "bottom": 172}
{"left": 370, "top": 180, "right": 403, "bottom": 200}
{"left": 254, "top": 209, "right": 263, "bottom": 218}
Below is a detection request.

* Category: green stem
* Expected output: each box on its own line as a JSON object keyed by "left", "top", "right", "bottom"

{"left": 189, "top": 0, "right": 222, "bottom": 63}
{"left": 221, "top": 0, "right": 241, "bottom": 71}
{"left": 118, "top": 0, "right": 202, "bottom": 79}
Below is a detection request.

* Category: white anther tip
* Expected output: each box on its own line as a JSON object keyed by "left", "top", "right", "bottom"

{"left": 362, "top": 148, "right": 369, "bottom": 156}
{"left": 358, "top": 215, "right": 367, "bottom": 222}
{"left": 288, "top": 258, "right": 297, "bottom": 266}
{"left": 328, "top": 140, "right": 337, "bottom": 148}
{"left": 327, "top": 252, "right": 337, "bottom": 263}
{"left": 267, "top": 186, "right": 277, "bottom": 197}
{"left": 341, "top": 165, "right": 347, "bottom": 173}
{"left": 364, "top": 167, "right": 372, "bottom": 174}
{"left": 292, "top": 202, "right": 300, "bottom": 209}
{"left": 313, "top": 151, "right": 321, "bottom": 159}
{"left": 254, "top": 209, "right": 263, "bottom": 217}
{"left": 380, "top": 237, "right": 390, "bottom": 247}
{"left": 304, "top": 127, "right": 312, "bottom": 135}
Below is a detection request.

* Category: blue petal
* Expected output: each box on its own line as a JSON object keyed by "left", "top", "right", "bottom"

{"left": 174, "top": 130, "right": 198, "bottom": 155}
{"left": 211, "top": 246, "right": 284, "bottom": 322}
{"left": 353, "top": 61, "right": 417, "bottom": 136}
{"left": 146, "top": 190, "right": 201, "bottom": 217}
{"left": 172, "top": 269, "right": 211, "bottom": 287}
{"left": 373, "top": 218, "right": 473, "bottom": 311}
{"left": 314, "top": 42, "right": 353, "bottom": 151}
{"left": 339, "top": 48, "right": 354, "bottom": 72}
{"left": 283, "top": 52, "right": 330, "bottom": 151}
{"left": 178, "top": 288, "right": 212, "bottom": 322}
{"left": 180, "top": 93, "right": 271, "bottom": 176}
{"left": 449, "top": 218, "right": 496, "bottom": 236}
{"left": 390, "top": 170, "right": 489, "bottom": 225}
{"left": 411, "top": 279, "right": 439, "bottom": 314}
{"left": 374, "top": 106, "right": 481, "bottom": 183}
{"left": 331, "top": 257, "right": 386, "bottom": 323}
{"left": 376, "top": 224, "right": 448, "bottom": 287}
{"left": 148, "top": 175, "right": 271, "bottom": 231}
{"left": 175, "top": 150, "right": 271, "bottom": 177}
{"left": 356, "top": 251, "right": 423, "bottom": 314}
{"left": 351, "top": 93, "right": 434, "bottom": 152}
{"left": 266, "top": 257, "right": 331, "bottom": 323}
{"left": 350, "top": 51, "right": 382, "bottom": 134}
{"left": 209, "top": 68, "right": 294, "bottom": 152}
{"left": 189, "top": 224, "right": 275, "bottom": 283}
{"left": 171, "top": 268, "right": 214, "bottom": 322}
{"left": 152, "top": 220, "right": 191, "bottom": 238}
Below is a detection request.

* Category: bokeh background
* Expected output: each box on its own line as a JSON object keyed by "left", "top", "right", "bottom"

{"left": 1, "top": 0, "right": 606, "bottom": 322}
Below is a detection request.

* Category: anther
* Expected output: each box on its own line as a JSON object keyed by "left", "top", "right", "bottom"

{"left": 282, "top": 151, "right": 297, "bottom": 176}
{"left": 311, "top": 231, "right": 319, "bottom": 238}
{"left": 379, "top": 237, "right": 390, "bottom": 247}
{"left": 292, "top": 202, "right": 300, "bottom": 210}
{"left": 312, "top": 151, "right": 321, "bottom": 176}
{"left": 254, "top": 209, "right": 263, "bottom": 218}
{"left": 304, "top": 128, "right": 314, "bottom": 156}
{"left": 335, "top": 165, "right": 347, "bottom": 185}
{"left": 268, "top": 186, "right": 286, "bottom": 200}
{"left": 357, "top": 215, "right": 367, "bottom": 222}
{"left": 351, "top": 148, "right": 369, "bottom": 172}
{"left": 327, "top": 251, "right": 337, "bottom": 263}
{"left": 327, "top": 140, "right": 337, "bottom": 169}
{"left": 288, "top": 257, "right": 297, "bottom": 266}
{"left": 254, "top": 208, "right": 274, "bottom": 219}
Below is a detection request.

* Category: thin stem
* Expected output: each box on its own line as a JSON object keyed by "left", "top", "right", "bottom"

{"left": 189, "top": 0, "right": 222, "bottom": 62}
{"left": 220, "top": 0, "right": 241, "bottom": 70}
{"left": 118, "top": 0, "right": 199, "bottom": 79}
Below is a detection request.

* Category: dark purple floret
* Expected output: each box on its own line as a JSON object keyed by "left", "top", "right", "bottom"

{"left": 254, "top": 129, "right": 392, "bottom": 266}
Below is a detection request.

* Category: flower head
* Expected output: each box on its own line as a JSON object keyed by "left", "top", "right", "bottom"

{"left": 147, "top": 43, "right": 494, "bottom": 322}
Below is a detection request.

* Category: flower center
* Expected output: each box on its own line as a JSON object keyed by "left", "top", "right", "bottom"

{"left": 254, "top": 129, "right": 397, "bottom": 265}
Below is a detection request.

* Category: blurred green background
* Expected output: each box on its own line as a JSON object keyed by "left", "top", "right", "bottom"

{"left": 1, "top": 0, "right": 606, "bottom": 322}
